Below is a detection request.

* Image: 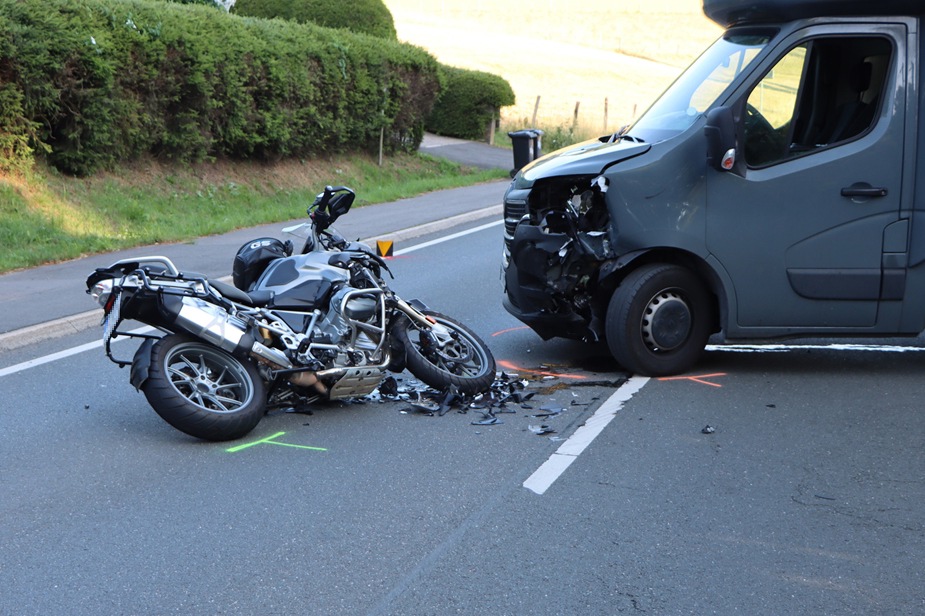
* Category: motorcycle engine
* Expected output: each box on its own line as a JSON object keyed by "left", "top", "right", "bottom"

{"left": 305, "top": 286, "right": 383, "bottom": 367}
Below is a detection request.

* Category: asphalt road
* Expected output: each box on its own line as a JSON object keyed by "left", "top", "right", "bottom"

{"left": 0, "top": 180, "right": 509, "bottom": 338}
{"left": 2, "top": 211, "right": 924, "bottom": 615}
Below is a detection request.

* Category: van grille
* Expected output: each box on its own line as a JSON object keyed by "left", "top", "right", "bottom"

{"left": 503, "top": 198, "right": 526, "bottom": 240}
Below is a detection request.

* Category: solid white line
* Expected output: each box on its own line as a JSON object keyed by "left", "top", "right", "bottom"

{"left": 523, "top": 376, "right": 650, "bottom": 495}
{"left": 707, "top": 343, "right": 925, "bottom": 353}
{"left": 0, "top": 339, "right": 104, "bottom": 378}
{"left": 0, "top": 325, "right": 155, "bottom": 378}
{"left": 393, "top": 219, "right": 503, "bottom": 255}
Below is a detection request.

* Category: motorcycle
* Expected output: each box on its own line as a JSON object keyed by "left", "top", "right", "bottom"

{"left": 86, "top": 186, "right": 497, "bottom": 441}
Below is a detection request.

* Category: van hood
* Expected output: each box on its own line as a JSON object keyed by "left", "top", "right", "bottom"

{"left": 519, "top": 137, "right": 650, "bottom": 184}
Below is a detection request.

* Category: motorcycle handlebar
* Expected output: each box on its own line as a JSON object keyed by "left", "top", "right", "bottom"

{"left": 311, "top": 185, "right": 354, "bottom": 212}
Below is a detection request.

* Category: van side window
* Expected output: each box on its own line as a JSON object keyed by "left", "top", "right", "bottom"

{"left": 744, "top": 36, "right": 892, "bottom": 167}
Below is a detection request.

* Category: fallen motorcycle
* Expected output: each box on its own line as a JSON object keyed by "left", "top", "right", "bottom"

{"left": 86, "top": 185, "right": 496, "bottom": 441}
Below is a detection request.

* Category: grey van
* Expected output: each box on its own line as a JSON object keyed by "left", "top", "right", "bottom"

{"left": 501, "top": 0, "right": 925, "bottom": 376}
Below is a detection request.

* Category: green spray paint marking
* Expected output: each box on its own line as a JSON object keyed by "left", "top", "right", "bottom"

{"left": 226, "top": 431, "right": 328, "bottom": 453}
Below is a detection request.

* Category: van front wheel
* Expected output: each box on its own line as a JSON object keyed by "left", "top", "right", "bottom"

{"left": 605, "top": 264, "right": 712, "bottom": 376}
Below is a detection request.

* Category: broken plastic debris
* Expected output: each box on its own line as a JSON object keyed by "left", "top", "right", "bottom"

{"left": 379, "top": 376, "right": 399, "bottom": 398}
{"left": 409, "top": 401, "right": 440, "bottom": 414}
{"left": 532, "top": 406, "right": 564, "bottom": 418}
{"left": 701, "top": 425, "right": 716, "bottom": 434}
{"left": 529, "top": 424, "right": 556, "bottom": 435}
{"left": 472, "top": 416, "right": 502, "bottom": 426}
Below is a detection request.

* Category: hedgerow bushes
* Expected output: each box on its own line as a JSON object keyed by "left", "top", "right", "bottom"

{"left": 232, "top": 0, "right": 397, "bottom": 40}
{"left": 0, "top": 0, "right": 438, "bottom": 175}
{"left": 426, "top": 65, "right": 515, "bottom": 140}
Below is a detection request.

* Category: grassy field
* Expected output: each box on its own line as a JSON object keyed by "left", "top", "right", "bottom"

{"left": 0, "top": 155, "right": 505, "bottom": 273}
{"left": 385, "top": 0, "right": 721, "bottom": 138}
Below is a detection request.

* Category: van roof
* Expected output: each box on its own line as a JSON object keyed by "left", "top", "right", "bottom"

{"left": 704, "top": 0, "right": 924, "bottom": 27}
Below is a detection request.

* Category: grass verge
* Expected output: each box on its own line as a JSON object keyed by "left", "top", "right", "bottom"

{"left": 0, "top": 153, "right": 507, "bottom": 274}
{"left": 496, "top": 118, "right": 608, "bottom": 153}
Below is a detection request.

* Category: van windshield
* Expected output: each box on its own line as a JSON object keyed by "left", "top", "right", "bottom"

{"left": 629, "top": 32, "right": 772, "bottom": 143}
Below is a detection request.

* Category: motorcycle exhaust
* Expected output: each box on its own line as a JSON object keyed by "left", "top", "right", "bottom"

{"left": 163, "top": 295, "right": 292, "bottom": 369}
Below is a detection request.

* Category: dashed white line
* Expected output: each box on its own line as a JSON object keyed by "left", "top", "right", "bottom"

{"left": 523, "top": 375, "right": 650, "bottom": 495}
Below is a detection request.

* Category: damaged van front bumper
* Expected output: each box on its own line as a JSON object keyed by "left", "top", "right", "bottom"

{"left": 501, "top": 175, "right": 615, "bottom": 342}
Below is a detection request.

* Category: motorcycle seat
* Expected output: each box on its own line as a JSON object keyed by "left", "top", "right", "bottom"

{"left": 209, "top": 278, "right": 273, "bottom": 307}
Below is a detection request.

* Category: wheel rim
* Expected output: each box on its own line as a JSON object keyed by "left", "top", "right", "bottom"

{"left": 164, "top": 343, "right": 254, "bottom": 413}
{"left": 412, "top": 318, "right": 489, "bottom": 378}
{"left": 640, "top": 290, "right": 692, "bottom": 352}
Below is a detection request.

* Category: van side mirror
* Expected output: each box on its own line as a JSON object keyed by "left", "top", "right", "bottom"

{"left": 705, "top": 106, "right": 736, "bottom": 172}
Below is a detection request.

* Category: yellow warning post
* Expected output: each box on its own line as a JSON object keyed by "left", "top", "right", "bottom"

{"left": 376, "top": 240, "right": 394, "bottom": 257}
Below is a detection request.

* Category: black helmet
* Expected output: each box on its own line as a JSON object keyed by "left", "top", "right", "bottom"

{"left": 232, "top": 237, "right": 292, "bottom": 291}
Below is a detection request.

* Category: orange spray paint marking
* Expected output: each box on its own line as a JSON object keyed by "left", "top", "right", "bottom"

{"left": 491, "top": 326, "right": 530, "bottom": 337}
{"left": 497, "top": 359, "right": 587, "bottom": 380}
{"left": 657, "top": 373, "right": 727, "bottom": 388}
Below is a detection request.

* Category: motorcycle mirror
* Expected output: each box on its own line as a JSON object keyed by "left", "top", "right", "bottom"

{"left": 327, "top": 190, "right": 355, "bottom": 223}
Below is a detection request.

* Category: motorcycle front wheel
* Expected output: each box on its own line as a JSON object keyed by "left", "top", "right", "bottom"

{"left": 142, "top": 334, "right": 267, "bottom": 441}
{"left": 395, "top": 311, "right": 496, "bottom": 394}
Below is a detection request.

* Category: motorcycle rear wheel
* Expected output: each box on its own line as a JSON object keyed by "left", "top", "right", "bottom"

{"left": 142, "top": 334, "right": 266, "bottom": 441}
{"left": 395, "top": 311, "right": 496, "bottom": 394}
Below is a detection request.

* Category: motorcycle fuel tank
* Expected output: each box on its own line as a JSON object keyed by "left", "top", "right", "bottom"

{"left": 252, "top": 252, "right": 349, "bottom": 312}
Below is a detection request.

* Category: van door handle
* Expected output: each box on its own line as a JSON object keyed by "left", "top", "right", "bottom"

{"left": 841, "top": 186, "right": 888, "bottom": 198}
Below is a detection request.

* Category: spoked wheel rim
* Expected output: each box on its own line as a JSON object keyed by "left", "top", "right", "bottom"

{"left": 409, "top": 318, "right": 491, "bottom": 378}
{"left": 164, "top": 342, "right": 255, "bottom": 414}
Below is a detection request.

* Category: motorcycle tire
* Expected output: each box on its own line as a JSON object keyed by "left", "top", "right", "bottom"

{"left": 395, "top": 311, "right": 496, "bottom": 394}
{"left": 141, "top": 334, "right": 267, "bottom": 441}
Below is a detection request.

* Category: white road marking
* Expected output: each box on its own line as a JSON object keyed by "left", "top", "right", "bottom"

{"left": 707, "top": 343, "right": 925, "bottom": 353}
{"left": 523, "top": 375, "right": 650, "bottom": 495}
{"left": 0, "top": 325, "right": 154, "bottom": 378}
{"left": 393, "top": 219, "right": 502, "bottom": 255}
{"left": 0, "top": 339, "right": 104, "bottom": 378}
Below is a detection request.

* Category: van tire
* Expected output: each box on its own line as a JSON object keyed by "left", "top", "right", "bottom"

{"left": 605, "top": 264, "right": 712, "bottom": 376}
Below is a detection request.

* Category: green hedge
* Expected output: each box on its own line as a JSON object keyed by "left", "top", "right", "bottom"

{"left": 232, "top": 0, "right": 396, "bottom": 40}
{"left": 0, "top": 0, "right": 438, "bottom": 175}
{"left": 426, "top": 65, "right": 515, "bottom": 140}
{"left": 166, "top": 0, "right": 226, "bottom": 8}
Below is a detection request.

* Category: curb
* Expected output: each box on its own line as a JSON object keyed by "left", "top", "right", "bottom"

{"left": 0, "top": 204, "right": 502, "bottom": 353}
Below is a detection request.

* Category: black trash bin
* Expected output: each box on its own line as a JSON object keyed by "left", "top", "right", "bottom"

{"left": 508, "top": 129, "right": 544, "bottom": 176}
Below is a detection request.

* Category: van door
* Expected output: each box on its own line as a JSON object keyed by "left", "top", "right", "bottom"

{"left": 706, "top": 25, "right": 906, "bottom": 332}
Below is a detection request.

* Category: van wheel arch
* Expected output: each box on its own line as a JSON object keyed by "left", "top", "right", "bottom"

{"left": 599, "top": 250, "right": 723, "bottom": 333}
